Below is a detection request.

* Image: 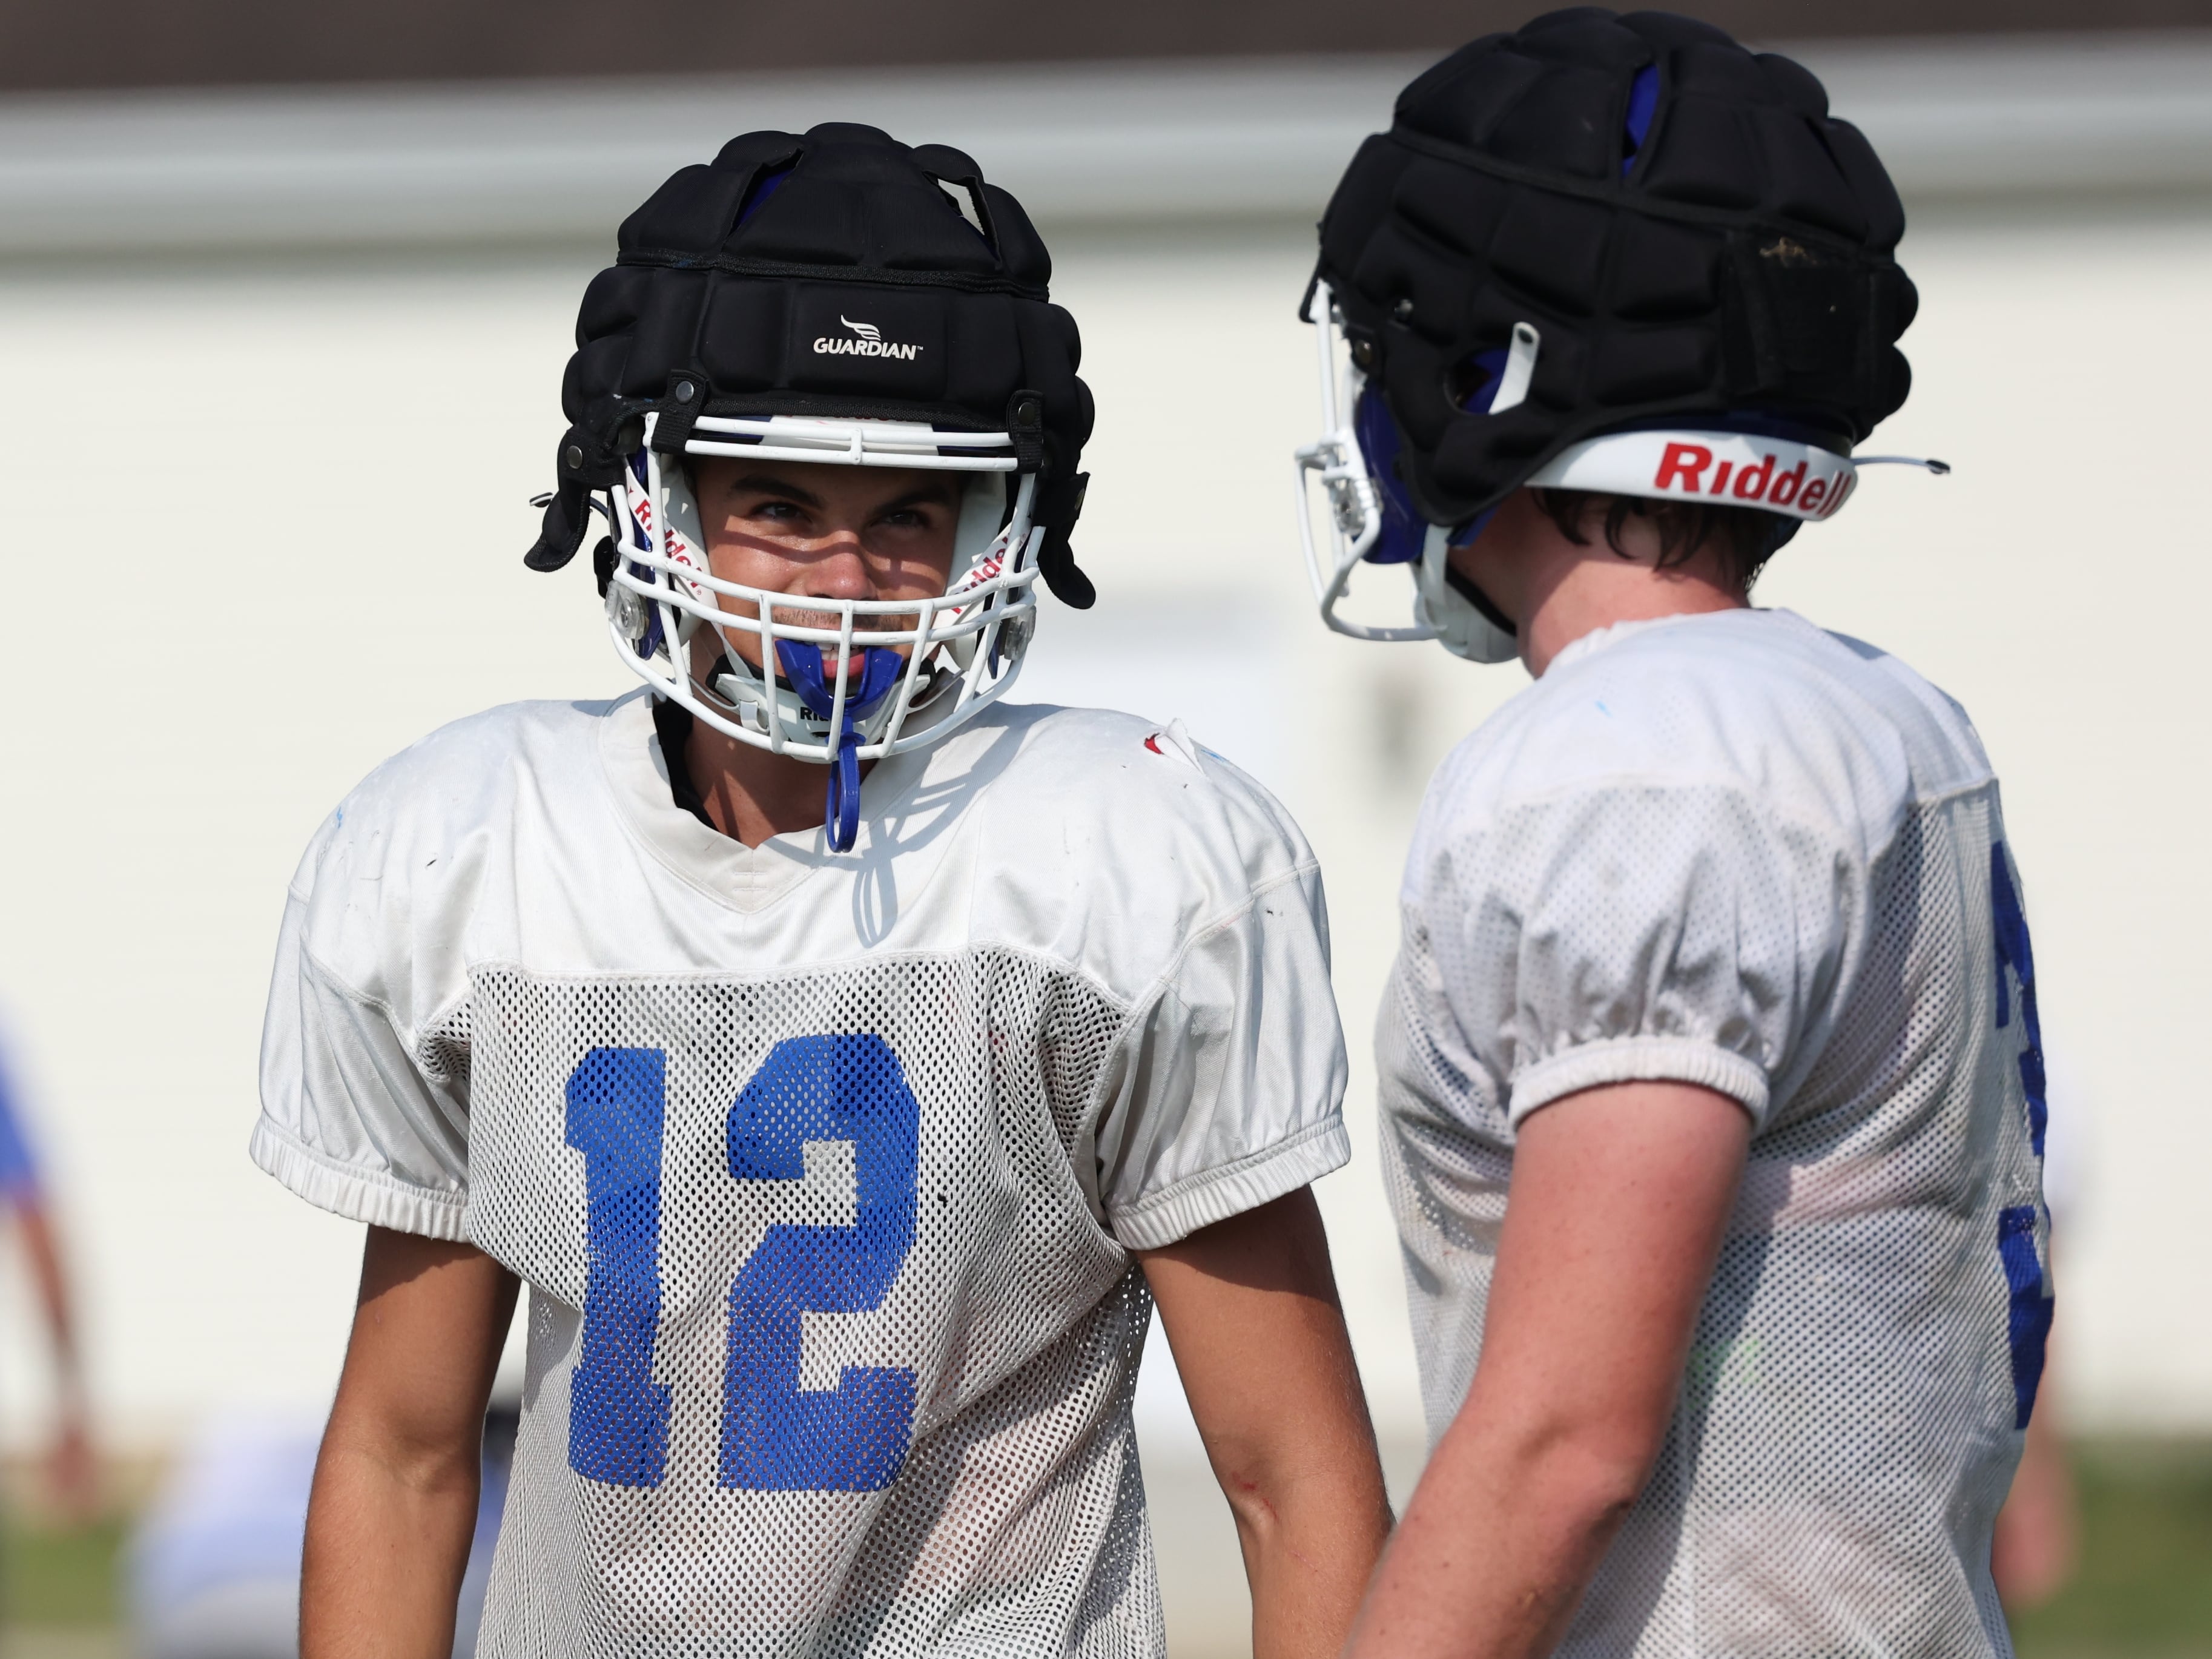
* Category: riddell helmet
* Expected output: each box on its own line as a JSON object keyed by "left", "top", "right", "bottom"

{"left": 525, "top": 123, "right": 1094, "bottom": 846}
{"left": 1292, "top": 8, "right": 1939, "bottom": 662}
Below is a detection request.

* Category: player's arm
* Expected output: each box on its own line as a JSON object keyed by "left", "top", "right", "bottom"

{"left": 1345, "top": 1081, "right": 1751, "bottom": 1659}
{"left": 303, "top": 1225, "right": 518, "bottom": 1659}
{"left": 1993, "top": 1313, "right": 2078, "bottom": 1606}
{"left": 1138, "top": 1186, "right": 1392, "bottom": 1659}
{"left": 8, "top": 1193, "right": 94, "bottom": 1514}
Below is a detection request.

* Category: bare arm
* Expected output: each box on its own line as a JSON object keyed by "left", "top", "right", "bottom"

{"left": 303, "top": 1225, "right": 518, "bottom": 1659}
{"left": 1992, "top": 1325, "right": 2077, "bottom": 1608}
{"left": 10, "top": 1196, "right": 94, "bottom": 1515}
{"left": 1346, "top": 1082, "right": 1751, "bottom": 1659}
{"left": 1138, "top": 1187, "right": 1393, "bottom": 1659}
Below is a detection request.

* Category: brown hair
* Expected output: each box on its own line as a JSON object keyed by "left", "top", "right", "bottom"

{"left": 1533, "top": 489, "right": 1786, "bottom": 596}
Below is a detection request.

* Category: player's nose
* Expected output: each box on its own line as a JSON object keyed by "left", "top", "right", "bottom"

{"left": 795, "top": 532, "right": 879, "bottom": 602}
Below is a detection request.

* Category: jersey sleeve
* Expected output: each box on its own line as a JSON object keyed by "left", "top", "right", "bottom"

{"left": 1427, "top": 781, "right": 1854, "bottom": 1130}
{"left": 1090, "top": 863, "right": 1351, "bottom": 1250}
{"left": 249, "top": 830, "right": 472, "bottom": 1241}
{"left": 0, "top": 1038, "right": 42, "bottom": 1200}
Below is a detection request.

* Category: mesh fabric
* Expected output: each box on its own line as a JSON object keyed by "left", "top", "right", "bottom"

{"left": 251, "top": 693, "right": 1353, "bottom": 1658}
{"left": 460, "top": 956, "right": 1158, "bottom": 1657}
{"left": 1378, "top": 610, "right": 2045, "bottom": 1657}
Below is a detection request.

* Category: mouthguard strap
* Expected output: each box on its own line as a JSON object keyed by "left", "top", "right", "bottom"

{"left": 774, "top": 642, "right": 906, "bottom": 852}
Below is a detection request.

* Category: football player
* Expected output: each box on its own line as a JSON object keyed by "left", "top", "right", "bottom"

{"left": 254, "top": 125, "right": 1390, "bottom": 1658}
{"left": 1290, "top": 14, "right": 2051, "bottom": 1658}
{"left": 0, "top": 1020, "right": 94, "bottom": 1519}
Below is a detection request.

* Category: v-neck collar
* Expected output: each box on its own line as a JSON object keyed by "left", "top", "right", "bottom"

{"left": 595, "top": 691, "right": 937, "bottom": 917}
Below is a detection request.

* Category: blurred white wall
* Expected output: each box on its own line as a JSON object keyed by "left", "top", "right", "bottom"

{"left": 0, "top": 45, "right": 2205, "bottom": 1650}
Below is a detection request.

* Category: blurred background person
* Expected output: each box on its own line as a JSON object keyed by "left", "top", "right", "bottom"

{"left": 128, "top": 1399, "right": 517, "bottom": 1659}
{"left": 0, "top": 1014, "right": 95, "bottom": 1526}
{"left": 127, "top": 1415, "right": 319, "bottom": 1659}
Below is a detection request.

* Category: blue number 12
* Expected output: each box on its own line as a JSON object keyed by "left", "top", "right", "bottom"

{"left": 563, "top": 1034, "right": 921, "bottom": 1492}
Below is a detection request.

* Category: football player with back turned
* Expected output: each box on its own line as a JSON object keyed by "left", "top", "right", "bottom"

{"left": 253, "top": 126, "right": 1390, "bottom": 1658}
{"left": 1291, "top": 12, "right": 2052, "bottom": 1658}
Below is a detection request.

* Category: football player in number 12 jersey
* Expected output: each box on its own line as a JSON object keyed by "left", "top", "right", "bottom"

{"left": 1291, "top": 13, "right": 2052, "bottom": 1659}
{"left": 254, "top": 125, "right": 1390, "bottom": 1659}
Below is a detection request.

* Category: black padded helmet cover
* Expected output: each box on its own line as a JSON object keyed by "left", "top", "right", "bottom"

{"left": 1316, "top": 8, "right": 1917, "bottom": 527}
{"left": 527, "top": 122, "right": 1098, "bottom": 605}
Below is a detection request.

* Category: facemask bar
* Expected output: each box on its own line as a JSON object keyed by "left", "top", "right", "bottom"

{"left": 604, "top": 412, "right": 1046, "bottom": 768}
{"left": 1291, "top": 281, "right": 1441, "bottom": 645}
{"left": 683, "top": 412, "right": 1021, "bottom": 473}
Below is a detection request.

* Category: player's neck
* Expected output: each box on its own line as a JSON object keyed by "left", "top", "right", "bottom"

{"left": 684, "top": 718, "right": 854, "bottom": 849}
{"left": 1516, "top": 553, "right": 1746, "bottom": 678}
{"left": 1456, "top": 493, "right": 1748, "bottom": 678}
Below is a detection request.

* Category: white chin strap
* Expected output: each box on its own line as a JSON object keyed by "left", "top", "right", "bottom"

{"left": 1413, "top": 524, "right": 1519, "bottom": 665}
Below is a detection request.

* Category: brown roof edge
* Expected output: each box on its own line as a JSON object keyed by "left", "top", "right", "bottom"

{"left": 8, "top": 0, "right": 2212, "bottom": 94}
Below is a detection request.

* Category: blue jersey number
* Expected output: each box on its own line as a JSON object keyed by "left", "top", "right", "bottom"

{"left": 565, "top": 1047, "right": 673, "bottom": 1486}
{"left": 1991, "top": 842, "right": 2054, "bottom": 1430}
{"left": 564, "top": 1035, "right": 921, "bottom": 1491}
{"left": 722, "top": 1035, "right": 920, "bottom": 1490}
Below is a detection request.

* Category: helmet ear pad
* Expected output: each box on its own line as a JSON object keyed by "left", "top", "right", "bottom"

{"left": 941, "top": 471, "right": 1014, "bottom": 671}
{"left": 951, "top": 470, "right": 1011, "bottom": 583}
{"left": 1347, "top": 382, "right": 1515, "bottom": 662}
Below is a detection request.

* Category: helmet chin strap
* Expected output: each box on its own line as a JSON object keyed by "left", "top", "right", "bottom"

{"left": 773, "top": 642, "right": 906, "bottom": 852}
{"left": 1412, "top": 516, "right": 1520, "bottom": 665}
{"left": 1443, "top": 562, "right": 1519, "bottom": 636}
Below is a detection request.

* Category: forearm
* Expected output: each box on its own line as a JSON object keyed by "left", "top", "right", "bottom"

{"left": 16, "top": 1204, "right": 85, "bottom": 1398}
{"left": 11, "top": 1200, "right": 94, "bottom": 1511}
{"left": 1349, "top": 1413, "right": 1642, "bottom": 1659}
{"left": 1219, "top": 1433, "right": 1393, "bottom": 1659}
{"left": 1349, "top": 1082, "right": 1749, "bottom": 1659}
{"left": 302, "top": 1419, "right": 483, "bottom": 1659}
{"left": 1140, "top": 1187, "right": 1391, "bottom": 1659}
{"left": 306, "top": 1227, "right": 518, "bottom": 1659}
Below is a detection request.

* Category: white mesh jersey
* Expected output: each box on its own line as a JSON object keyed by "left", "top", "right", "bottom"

{"left": 253, "top": 691, "right": 1349, "bottom": 1659}
{"left": 1380, "top": 607, "right": 2051, "bottom": 1658}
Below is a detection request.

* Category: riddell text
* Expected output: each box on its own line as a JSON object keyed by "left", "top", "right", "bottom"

{"left": 1652, "top": 442, "right": 1850, "bottom": 517}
